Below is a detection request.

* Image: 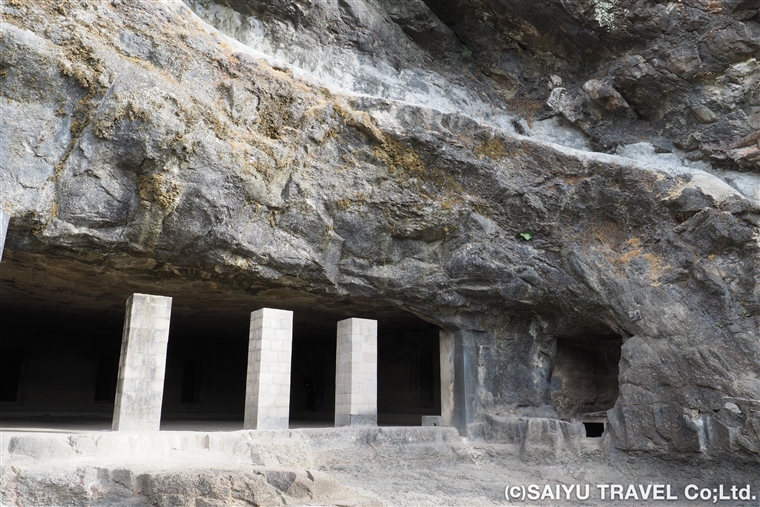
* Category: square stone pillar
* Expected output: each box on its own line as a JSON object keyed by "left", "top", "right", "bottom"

{"left": 244, "top": 308, "right": 293, "bottom": 430}
{"left": 112, "top": 294, "right": 172, "bottom": 431}
{"left": 0, "top": 209, "right": 9, "bottom": 263}
{"left": 440, "top": 329, "right": 491, "bottom": 436}
{"left": 335, "top": 318, "right": 377, "bottom": 427}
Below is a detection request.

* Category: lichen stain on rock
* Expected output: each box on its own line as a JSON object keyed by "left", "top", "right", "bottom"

{"left": 138, "top": 173, "right": 182, "bottom": 210}
{"left": 475, "top": 137, "right": 512, "bottom": 161}
{"left": 374, "top": 137, "right": 426, "bottom": 176}
{"left": 592, "top": 0, "right": 618, "bottom": 30}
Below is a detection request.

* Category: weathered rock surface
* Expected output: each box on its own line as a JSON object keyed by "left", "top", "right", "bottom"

{"left": 3, "top": 465, "right": 371, "bottom": 507}
{"left": 2, "top": 427, "right": 455, "bottom": 506}
{"left": 3, "top": 426, "right": 759, "bottom": 506}
{"left": 1, "top": 0, "right": 759, "bottom": 493}
{"left": 419, "top": 0, "right": 760, "bottom": 169}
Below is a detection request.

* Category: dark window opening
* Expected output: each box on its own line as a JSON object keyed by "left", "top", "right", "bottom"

{"left": 378, "top": 326, "right": 441, "bottom": 425}
{"left": 584, "top": 422, "right": 605, "bottom": 438}
{"left": 180, "top": 359, "right": 200, "bottom": 405}
{"left": 289, "top": 322, "right": 336, "bottom": 424}
{"left": 1, "top": 347, "right": 25, "bottom": 403}
{"left": 93, "top": 355, "right": 117, "bottom": 403}
{"left": 550, "top": 331, "right": 622, "bottom": 421}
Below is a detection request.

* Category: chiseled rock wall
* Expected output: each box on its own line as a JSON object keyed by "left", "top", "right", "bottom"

{"left": 1, "top": 0, "right": 758, "bottom": 464}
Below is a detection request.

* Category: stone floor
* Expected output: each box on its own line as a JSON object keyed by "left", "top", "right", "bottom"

{"left": 2, "top": 421, "right": 758, "bottom": 506}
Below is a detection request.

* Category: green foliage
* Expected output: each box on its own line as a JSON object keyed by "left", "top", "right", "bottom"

{"left": 462, "top": 46, "right": 473, "bottom": 58}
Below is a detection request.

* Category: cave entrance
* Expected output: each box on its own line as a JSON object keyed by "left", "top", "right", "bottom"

{"left": 287, "top": 316, "right": 442, "bottom": 427}
{"left": 8, "top": 304, "right": 633, "bottom": 434}
{"left": 0, "top": 307, "right": 440, "bottom": 430}
{"left": 0, "top": 304, "right": 252, "bottom": 431}
{"left": 288, "top": 318, "right": 336, "bottom": 426}
{"left": 377, "top": 323, "right": 441, "bottom": 426}
{"left": 0, "top": 307, "right": 124, "bottom": 430}
{"left": 159, "top": 314, "right": 249, "bottom": 428}
{"left": 550, "top": 331, "right": 622, "bottom": 437}
{"left": 0, "top": 251, "right": 442, "bottom": 431}
{"left": 0, "top": 302, "right": 442, "bottom": 430}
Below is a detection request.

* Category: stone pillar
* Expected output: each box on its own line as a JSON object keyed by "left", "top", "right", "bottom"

{"left": 335, "top": 318, "right": 377, "bottom": 427}
{"left": 0, "top": 209, "right": 9, "bottom": 263}
{"left": 244, "top": 308, "right": 293, "bottom": 430}
{"left": 112, "top": 294, "right": 172, "bottom": 431}
{"left": 439, "top": 329, "right": 479, "bottom": 435}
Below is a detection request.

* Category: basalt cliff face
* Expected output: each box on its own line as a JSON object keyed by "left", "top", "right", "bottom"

{"left": 1, "top": 0, "right": 759, "bottom": 471}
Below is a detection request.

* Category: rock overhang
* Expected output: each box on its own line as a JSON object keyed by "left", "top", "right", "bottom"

{"left": 1, "top": 0, "right": 759, "bottom": 463}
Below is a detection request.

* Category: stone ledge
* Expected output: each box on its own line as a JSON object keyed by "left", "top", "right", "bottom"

{"left": 2, "top": 426, "right": 461, "bottom": 464}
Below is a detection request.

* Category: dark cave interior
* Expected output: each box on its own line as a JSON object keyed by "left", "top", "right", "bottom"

{"left": 0, "top": 251, "right": 441, "bottom": 428}
{"left": 550, "top": 330, "right": 622, "bottom": 423}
